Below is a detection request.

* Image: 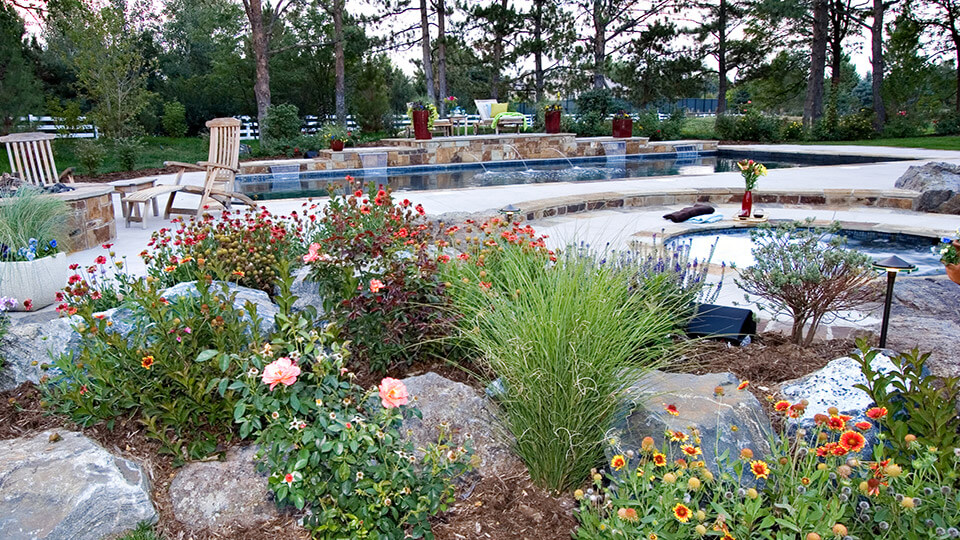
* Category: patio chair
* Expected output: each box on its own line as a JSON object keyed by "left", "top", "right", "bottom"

{"left": 474, "top": 100, "right": 524, "bottom": 134}
{"left": 121, "top": 118, "right": 256, "bottom": 227}
{"left": 0, "top": 132, "right": 74, "bottom": 186}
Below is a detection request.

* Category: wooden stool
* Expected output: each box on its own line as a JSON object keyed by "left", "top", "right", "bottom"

{"left": 120, "top": 184, "right": 181, "bottom": 229}
{"left": 110, "top": 178, "right": 160, "bottom": 219}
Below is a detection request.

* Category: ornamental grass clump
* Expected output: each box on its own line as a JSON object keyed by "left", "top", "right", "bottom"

{"left": 736, "top": 220, "right": 878, "bottom": 346}
{"left": 443, "top": 221, "right": 697, "bottom": 492}
{"left": 0, "top": 187, "right": 69, "bottom": 261}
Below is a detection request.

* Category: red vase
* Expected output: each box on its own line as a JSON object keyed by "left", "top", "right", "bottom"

{"left": 739, "top": 190, "right": 753, "bottom": 218}
{"left": 612, "top": 118, "right": 633, "bottom": 138}
{"left": 330, "top": 139, "right": 344, "bottom": 151}
{"left": 545, "top": 110, "right": 561, "bottom": 134}
{"left": 412, "top": 110, "right": 432, "bottom": 140}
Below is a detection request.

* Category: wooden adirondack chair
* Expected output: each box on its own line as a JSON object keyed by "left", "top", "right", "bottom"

{"left": 121, "top": 118, "right": 256, "bottom": 227}
{"left": 0, "top": 132, "right": 75, "bottom": 186}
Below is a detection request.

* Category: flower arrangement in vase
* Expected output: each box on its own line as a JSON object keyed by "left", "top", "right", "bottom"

{"left": 612, "top": 110, "right": 633, "bottom": 138}
{"left": 934, "top": 231, "right": 960, "bottom": 284}
{"left": 736, "top": 159, "right": 767, "bottom": 219}
{"left": 320, "top": 123, "right": 350, "bottom": 151}
{"left": 543, "top": 101, "right": 563, "bottom": 134}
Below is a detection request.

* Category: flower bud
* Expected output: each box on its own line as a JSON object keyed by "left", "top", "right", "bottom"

{"left": 695, "top": 524, "right": 707, "bottom": 535}
{"left": 807, "top": 534, "right": 822, "bottom": 540}
{"left": 832, "top": 523, "right": 848, "bottom": 536}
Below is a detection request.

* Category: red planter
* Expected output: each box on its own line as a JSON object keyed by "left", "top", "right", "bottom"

{"left": 612, "top": 118, "right": 633, "bottom": 138}
{"left": 330, "top": 139, "right": 344, "bottom": 151}
{"left": 545, "top": 110, "right": 561, "bottom": 134}
{"left": 739, "top": 190, "right": 753, "bottom": 219}
{"left": 412, "top": 110, "right": 432, "bottom": 140}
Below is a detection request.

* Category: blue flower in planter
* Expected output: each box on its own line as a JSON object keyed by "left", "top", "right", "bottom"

{"left": 49, "top": 239, "right": 57, "bottom": 249}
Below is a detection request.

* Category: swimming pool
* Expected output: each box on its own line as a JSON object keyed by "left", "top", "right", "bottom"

{"left": 666, "top": 227, "right": 944, "bottom": 276}
{"left": 236, "top": 150, "right": 903, "bottom": 200}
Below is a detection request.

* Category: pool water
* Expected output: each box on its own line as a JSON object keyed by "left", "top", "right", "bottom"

{"left": 236, "top": 150, "right": 900, "bottom": 200}
{"left": 667, "top": 228, "right": 944, "bottom": 276}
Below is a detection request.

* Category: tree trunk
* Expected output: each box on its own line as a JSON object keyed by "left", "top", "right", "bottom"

{"left": 333, "top": 0, "right": 346, "bottom": 126}
{"left": 436, "top": 0, "right": 448, "bottom": 116}
{"left": 420, "top": 0, "right": 436, "bottom": 104}
{"left": 803, "top": 0, "right": 829, "bottom": 129}
{"left": 533, "top": 0, "right": 544, "bottom": 102}
{"left": 830, "top": 0, "right": 843, "bottom": 93}
{"left": 871, "top": 0, "right": 886, "bottom": 129}
{"left": 491, "top": 0, "right": 507, "bottom": 100}
{"left": 247, "top": 1, "right": 271, "bottom": 144}
{"left": 716, "top": 0, "right": 728, "bottom": 115}
{"left": 592, "top": 0, "right": 606, "bottom": 89}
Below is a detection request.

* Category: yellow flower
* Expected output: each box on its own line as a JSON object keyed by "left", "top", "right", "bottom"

{"left": 673, "top": 503, "right": 692, "bottom": 523}
{"left": 611, "top": 454, "right": 627, "bottom": 471}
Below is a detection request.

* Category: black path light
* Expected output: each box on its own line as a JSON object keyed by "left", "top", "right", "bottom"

{"left": 872, "top": 255, "right": 917, "bottom": 348}
{"left": 499, "top": 203, "right": 521, "bottom": 222}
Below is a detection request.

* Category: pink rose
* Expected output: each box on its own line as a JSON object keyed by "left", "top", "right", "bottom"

{"left": 369, "top": 279, "right": 385, "bottom": 293}
{"left": 261, "top": 357, "right": 301, "bottom": 390}
{"left": 378, "top": 377, "right": 409, "bottom": 408}
{"left": 303, "top": 242, "right": 321, "bottom": 263}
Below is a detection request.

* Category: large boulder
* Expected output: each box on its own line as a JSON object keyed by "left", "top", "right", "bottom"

{"left": 162, "top": 281, "right": 279, "bottom": 334}
{"left": 289, "top": 266, "right": 324, "bottom": 313}
{"left": 168, "top": 445, "right": 279, "bottom": 531}
{"left": 0, "top": 430, "right": 156, "bottom": 540}
{"left": 610, "top": 371, "right": 773, "bottom": 475}
{"left": 400, "top": 372, "right": 521, "bottom": 479}
{"left": 885, "top": 276, "right": 960, "bottom": 378}
{"left": 894, "top": 161, "right": 960, "bottom": 213}
{"left": 779, "top": 352, "right": 896, "bottom": 428}
{"left": 0, "top": 316, "right": 82, "bottom": 391}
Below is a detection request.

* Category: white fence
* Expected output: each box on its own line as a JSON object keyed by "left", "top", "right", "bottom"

{"left": 18, "top": 115, "right": 98, "bottom": 139}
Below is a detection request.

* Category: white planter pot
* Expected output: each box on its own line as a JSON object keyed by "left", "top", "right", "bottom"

{"left": 0, "top": 252, "right": 68, "bottom": 311}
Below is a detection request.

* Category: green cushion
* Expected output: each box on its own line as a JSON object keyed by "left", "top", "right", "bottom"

{"left": 490, "top": 102, "right": 509, "bottom": 116}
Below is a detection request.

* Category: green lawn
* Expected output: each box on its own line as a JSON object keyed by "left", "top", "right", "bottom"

{"left": 0, "top": 136, "right": 260, "bottom": 177}
{"left": 799, "top": 135, "right": 960, "bottom": 151}
{"left": 680, "top": 116, "right": 718, "bottom": 139}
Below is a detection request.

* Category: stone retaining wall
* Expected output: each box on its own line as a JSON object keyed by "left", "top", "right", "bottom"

{"left": 520, "top": 187, "right": 918, "bottom": 222}
{"left": 56, "top": 184, "right": 117, "bottom": 252}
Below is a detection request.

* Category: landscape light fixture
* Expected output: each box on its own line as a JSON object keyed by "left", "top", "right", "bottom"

{"left": 872, "top": 255, "right": 917, "bottom": 348}
{"left": 499, "top": 203, "right": 521, "bottom": 222}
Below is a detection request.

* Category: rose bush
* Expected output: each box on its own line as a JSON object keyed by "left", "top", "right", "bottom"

{"left": 217, "top": 274, "right": 472, "bottom": 538}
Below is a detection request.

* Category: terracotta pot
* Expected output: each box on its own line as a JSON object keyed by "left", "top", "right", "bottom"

{"left": 947, "top": 263, "right": 960, "bottom": 285}
{"left": 330, "top": 139, "right": 344, "bottom": 151}
{"left": 739, "top": 190, "right": 753, "bottom": 218}
{"left": 0, "top": 252, "right": 67, "bottom": 310}
{"left": 545, "top": 110, "right": 561, "bottom": 133}
{"left": 612, "top": 118, "right": 633, "bottom": 138}
{"left": 412, "top": 110, "right": 432, "bottom": 140}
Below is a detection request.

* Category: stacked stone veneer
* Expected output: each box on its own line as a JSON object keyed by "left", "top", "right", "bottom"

{"left": 520, "top": 187, "right": 918, "bottom": 222}
{"left": 238, "top": 135, "right": 718, "bottom": 175}
{"left": 58, "top": 184, "right": 117, "bottom": 252}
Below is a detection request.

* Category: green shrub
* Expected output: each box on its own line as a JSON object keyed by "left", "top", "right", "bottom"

{"left": 223, "top": 278, "right": 472, "bottom": 536}
{"left": 935, "top": 111, "right": 960, "bottom": 135}
{"left": 735, "top": 220, "right": 877, "bottom": 346}
{"left": 837, "top": 112, "right": 875, "bottom": 140}
{"left": 74, "top": 139, "right": 106, "bottom": 175}
{"left": 442, "top": 222, "right": 697, "bottom": 491}
{"left": 575, "top": 367, "right": 960, "bottom": 539}
{"left": 853, "top": 340, "right": 960, "bottom": 474}
{"left": 715, "top": 107, "right": 783, "bottom": 142}
{"left": 572, "top": 89, "right": 614, "bottom": 136}
{"left": 46, "top": 277, "right": 265, "bottom": 462}
{"left": 883, "top": 111, "right": 925, "bottom": 138}
{"left": 303, "top": 185, "right": 452, "bottom": 373}
{"left": 112, "top": 137, "right": 145, "bottom": 171}
{"left": 781, "top": 119, "right": 805, "bottom": 141}
{"left": 262, "top": 103, "right": 302, "bottom": 143}
{"left": 161, "top": 101, "right": 188, "bottom": 138}
{"left": 0, "top": 187, "right": 69, "bottom": 260}
{"left": 142, "top": 207, "right": 309, "bottom": 293}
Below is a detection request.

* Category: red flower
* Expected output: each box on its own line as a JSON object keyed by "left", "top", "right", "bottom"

{"left": 664, "top": 404, "right": 679, "bottom": 416}
{"left": 95, "top": 255, "right": 107, "bottom": 265}
{"left": 839, "top": 431, "right": 866, "bottom": 453}
{"left": 865, "top": 407, "right": 887, "bottom": 419}
{"left": 773, "top": 400, "right": 790, "bottom": 413}
{"left": 855, "top": 421, "right": 872, "bottom": 431}
{"left": 354, "top": 190, "right": 363, "bottom": 197}
{"left": 22, "top": 299, "right": 33, "bottom": 311}
{"left": 826, "top": 415, "right": 847, "bottom": 431}
{"left": 68, "top": 274, "right": 82, "bottom": 285}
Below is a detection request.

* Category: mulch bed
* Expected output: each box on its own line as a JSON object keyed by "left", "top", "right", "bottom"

{"left": 1, "top": 331, "right": 863, "bottom": 539}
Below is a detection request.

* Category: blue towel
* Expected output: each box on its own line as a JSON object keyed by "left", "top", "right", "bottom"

{"left": 687, "top": 213, "right": 724, "bottom": 224}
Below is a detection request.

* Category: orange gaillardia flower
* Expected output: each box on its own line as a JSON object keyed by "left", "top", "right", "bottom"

{"left": 750, "top": 460, "right": 771, "bottom": 480}
{"left": 664, "top": 403, "right": 679, "bottom": 416}
{"left": 669, "top": 430, "right": 688, "bottom": 442}
{"left": 839, "top": 431, "right": 867, "bottom": 453}
{"left": 737, "top": 380, "right": 749, "bottom": 390}
{"left": 673, "top": 503, "right": 692, "bottom": 523}
{"left": 855, "top": 421, "right": 872, "bottom": 431}
{"left": 773, "top": 400, "right": 790, "bottom": 413}
{"left": 866, "top": 406, "right": 887, "bottom": 419}
{"left": 652, "top": 452, "right": 667, "bottom": 467}
{"left": 681, "top": 445, "right": 702, "bottom": 457}
{"left": 740, "top": 448, "right": 754, "bottom": 460}
{"left": 141, "top": 355, "right": 155, "bottom": 369}
{"left": 617, "top": 507, "right": 639, "bottom": 522}
{"left": 826, "top": 415, "right": 847, "bottom": 431}
{"left": 611, "top": 454, "right": 627, "bottom": 471}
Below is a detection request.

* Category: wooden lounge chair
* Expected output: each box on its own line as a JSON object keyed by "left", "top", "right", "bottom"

{"left": 121, "top": 118, "right": 256, "bottom": 228}
{"left": 474, "top": 99, "right": 524, "bottom": 134}
{"left": 0, "top": 132, "right": 74, "bottom": 186}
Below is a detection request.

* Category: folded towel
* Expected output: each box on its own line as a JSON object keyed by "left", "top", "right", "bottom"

{"left": 662, "top": 203, "right": 714, "bottom": 223}
{"left": 687, "top": 213, "right": 724, "bottom": 224}
{"left": 491, "top": 111, "right": 529, "bottom": 130}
